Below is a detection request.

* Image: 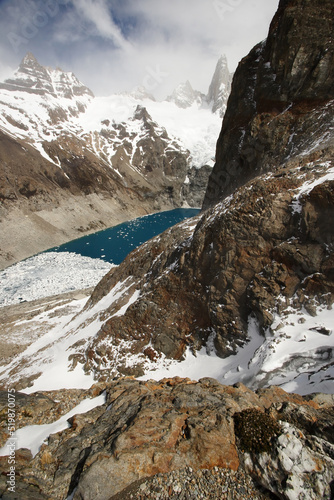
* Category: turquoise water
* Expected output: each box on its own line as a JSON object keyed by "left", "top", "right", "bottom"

{"left": 49, "top": 208, "right": 200, "bottom": 265}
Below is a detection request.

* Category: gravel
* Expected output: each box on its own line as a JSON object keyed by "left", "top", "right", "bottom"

{"left": 110, "top": 467, "right": 273, "bottom": 499}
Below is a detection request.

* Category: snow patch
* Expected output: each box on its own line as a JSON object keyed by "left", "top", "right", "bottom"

{"left": 0, "top": 252, "right": 113, "bottom": 307}
{"left": 0, "top": 392, "right": 106, "bottom": 458}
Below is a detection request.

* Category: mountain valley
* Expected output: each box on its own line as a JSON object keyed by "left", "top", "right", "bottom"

{"left": 0, "top": 53, "right": 229, "bottom": 269}
{"left": 0, "top": 0, "right": 333, "bottom": 498}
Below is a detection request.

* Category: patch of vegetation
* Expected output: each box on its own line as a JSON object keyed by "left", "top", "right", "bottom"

{"left": 20, "top": 409, "right": 34, "bottom": 418}
{"left": 234, "top": 408, "right": 281, "bottom": 454}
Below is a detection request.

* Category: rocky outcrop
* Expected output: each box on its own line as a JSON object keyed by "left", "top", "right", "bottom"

{"left": 67, "top": 152, "right": 332, "bottom": 390}
{"left": 0, "top": 384, "right": 102, "bottom": 448}
{"left": 203, "top": 0, "right": 334, "bottom": 206}
{"left": 0, "top": 379, "right": 333, "bottom": 499}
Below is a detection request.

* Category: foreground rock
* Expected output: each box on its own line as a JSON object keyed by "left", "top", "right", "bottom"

{"left": 0, "top": 378, "right": 333, "bottom": 499}
{"left": 113, "top": 466, "right": 271, "bottom": 499}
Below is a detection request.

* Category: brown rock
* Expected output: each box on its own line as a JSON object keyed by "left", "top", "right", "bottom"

{"left": 0, "top": 379, "right": 333, "bottom": 500}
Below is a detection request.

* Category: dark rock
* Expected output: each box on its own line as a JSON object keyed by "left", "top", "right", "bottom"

{"left": 68, "top": 0, "right": 334, "bottom": 383}
{"left": 203, "top": 0, "right": 334, "bottom": 207}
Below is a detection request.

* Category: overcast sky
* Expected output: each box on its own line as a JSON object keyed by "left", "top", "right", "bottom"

{"left": 0, "top": 0, "right": 279, "bottom": 99}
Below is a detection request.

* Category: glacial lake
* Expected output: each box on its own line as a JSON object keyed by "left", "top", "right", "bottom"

{"left": 48, "top": 208, "right": 200, "bottom": 265}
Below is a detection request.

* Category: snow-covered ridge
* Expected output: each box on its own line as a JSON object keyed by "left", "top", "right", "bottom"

{"left": 0, "top": 53, "right": 229, "bottom": 172}
{"left": 79, "top": 94, "right": 221, "bottom": 169}
{"left": 166, "top": 80, "right": 205, "bottom": 109}
{"left": 0, "top": 52, "right": 93, "bottom": 99}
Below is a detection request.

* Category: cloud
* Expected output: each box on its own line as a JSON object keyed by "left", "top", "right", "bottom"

{"left": 0, "top": 0, "right": 280, "bottom": 98}
{"left": 72, "top": 0, "right": 132, "bottom": 52}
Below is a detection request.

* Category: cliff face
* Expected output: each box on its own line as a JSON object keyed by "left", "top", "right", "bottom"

{"left": 203, "top": 0, "right": 334, "bottom": 206}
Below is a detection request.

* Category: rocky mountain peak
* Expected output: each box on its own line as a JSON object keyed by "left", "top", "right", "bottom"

{"left": 165, "top": 56, "right": 232, "bottom": 116}
{"left": 0, "top": 52, "right": 94, "bottom": 99}
{"left": 133, "top": 104, "right": 152, "bottom": 122}
{"left": 166, "top": 80, "right": 204, "bottom": 109}
{"left": 21, "top": 51, "right": 39, "bottom": 67}
{"left": 206, "top": 54, "right": 232, "bottom": 116}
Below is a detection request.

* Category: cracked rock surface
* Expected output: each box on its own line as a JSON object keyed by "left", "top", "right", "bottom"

{"left": 0, "top": 378, "right": 333, "bottom": 499}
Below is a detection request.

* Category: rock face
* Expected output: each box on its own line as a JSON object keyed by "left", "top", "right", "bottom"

{"left": 182, "top": 164, "right": 214, "bottom": 207}
{"left": 203, "top": 0, "right": 334, "bottom": 206}
{"left": 75, "top": 154, "right": 333, "bottom": 391}
{"left": 206, "top": 55, "right": 232, "bottom": 117}
{"left": 0, "top": 379, "right": 333, "bottom": 499}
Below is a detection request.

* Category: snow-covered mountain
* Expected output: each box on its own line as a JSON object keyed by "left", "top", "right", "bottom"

{"left": 166, "top": 55, "right": 232, "bottom": 117}
{"left": 0, "top": 52, "right": 93, "bottom": 99}
{"left": 166, "top": 80, "right": 205, "bottom": 108}
{"left": 0, "top": 53, "right": 228, "bottom": 269}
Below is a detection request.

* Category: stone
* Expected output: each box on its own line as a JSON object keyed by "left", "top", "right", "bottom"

{"left": 0, "top": 379, "right": 332, "bottom": 499}
{"left": 63, "top": 0, "right": 334, "bottom": 384}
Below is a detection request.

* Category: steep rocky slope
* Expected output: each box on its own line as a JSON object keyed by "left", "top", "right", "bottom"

{"left": 0, "top": 54, "right": 226, "bottom": 270}
{"left": 54, "top": 0, "right": 333, "bottom": 394}
{"left": 203, "top": 0, "right": 334, "bottom": 205}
